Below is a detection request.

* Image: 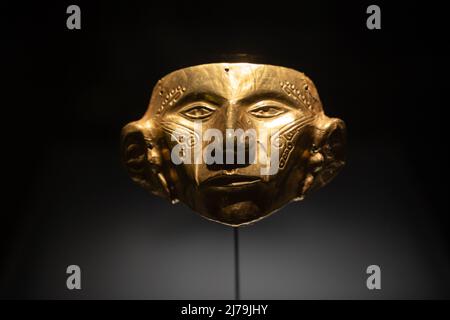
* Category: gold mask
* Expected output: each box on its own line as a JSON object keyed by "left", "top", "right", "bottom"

{"left": 121, "top": 63, "right": 346, "bottom": 226}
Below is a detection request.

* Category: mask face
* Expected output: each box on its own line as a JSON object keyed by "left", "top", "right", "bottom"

{"left": 122, "top": 63, "right": 346, "bottom": 226}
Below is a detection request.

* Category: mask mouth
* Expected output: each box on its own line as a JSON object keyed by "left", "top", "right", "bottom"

{"left": 201, "top": 174, "right": 261, "bottom": 188}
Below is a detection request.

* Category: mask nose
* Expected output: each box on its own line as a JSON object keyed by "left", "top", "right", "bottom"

{"left": 206, "top": 133, "right": 252, "bottom": 171}
{"left": 206, "top": 105, "right": 253, "bottom": 171}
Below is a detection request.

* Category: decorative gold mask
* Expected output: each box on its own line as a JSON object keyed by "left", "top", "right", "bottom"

{"left": 121, "top": 63, "right": 346, "bottom": 226}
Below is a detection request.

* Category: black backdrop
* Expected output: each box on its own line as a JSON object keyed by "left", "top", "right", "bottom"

{"left": 1, "top": 1, "right": 449, "bottom": 299}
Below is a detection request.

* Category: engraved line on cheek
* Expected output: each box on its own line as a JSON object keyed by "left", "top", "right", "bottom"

{"left": 276, "top": 115, "right": 314, "bottom": 137}
{"left": 160, "top": 121, "right": 200, "bottom": 148}
{"left": 271, "top": 117, "right": 314, "bottom": 169}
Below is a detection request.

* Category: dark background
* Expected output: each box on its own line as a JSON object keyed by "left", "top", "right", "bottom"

{"left": 1, "top": 0, "right": 449, "bottom": 299}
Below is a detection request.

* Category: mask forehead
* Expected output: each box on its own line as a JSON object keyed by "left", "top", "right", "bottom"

{"left": 145, "top": 63, "right": 323, "bottom": 119}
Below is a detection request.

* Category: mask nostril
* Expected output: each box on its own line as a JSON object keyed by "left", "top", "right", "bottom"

{"left": 206, "top": 144, "right": 253, "bottom": 171}
{"left": 206, "top": 162, "right": 249, "bottom": 172}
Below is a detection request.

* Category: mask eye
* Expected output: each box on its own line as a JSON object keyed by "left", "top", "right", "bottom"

{"left": 181, "top": 105, "right": 216, "bottom": 120}
{"left": 249, "top": 104, "right": 287, "bottom": 118}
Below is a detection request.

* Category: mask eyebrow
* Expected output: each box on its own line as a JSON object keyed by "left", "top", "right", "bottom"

{"left": 175, "top": 91, "right": 227, "bottom": 108}
{"left": 236, "top": 90, "right": 297, "bottom": 107}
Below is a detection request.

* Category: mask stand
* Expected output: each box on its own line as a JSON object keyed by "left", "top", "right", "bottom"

{"left": 233, "top": 227, "right": 240, "bottom": 300}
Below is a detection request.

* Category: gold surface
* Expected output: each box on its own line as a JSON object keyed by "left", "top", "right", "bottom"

{"left": 121, "top": 63, "right": 346, "bottom": 226}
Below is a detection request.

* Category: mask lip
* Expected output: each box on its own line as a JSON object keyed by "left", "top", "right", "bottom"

{"left": 201, "top": 174, "right": 261, "bottom": 188}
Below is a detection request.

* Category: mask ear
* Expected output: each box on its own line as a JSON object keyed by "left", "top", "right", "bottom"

{"left": 121, "top": 122, "right": 170, "bottom": 199}
{"left": 311, "top": 118, "right": 346, "bottom": 189}
{"left": 299, "top": 117, "right": 346, "bottom": 198}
